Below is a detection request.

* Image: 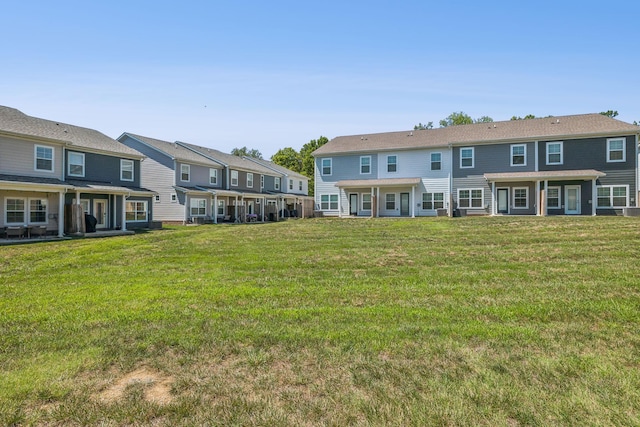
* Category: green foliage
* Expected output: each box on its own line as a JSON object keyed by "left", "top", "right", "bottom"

{"left": 299, "top": 136, "right": 328, "bottom": 196}
{"left": 270, "top": 147, "right": 302, "bottom": 173}
{"left": 231, "top": 146, "right": 263, "bottom": 159}
{"left": 413, "top": 121, "right": 433, "bottom": 130}
{"left": 510, "top": 114, "right": 537, "bottom": 120}
{"left": 439, "top": 111, "right": 474, "bottom": 127}
{"left": 475, "top": 115, "right": 493, "bottom": 123}
{"left": 600, "top": 110, "right": 619, "bottom": 118}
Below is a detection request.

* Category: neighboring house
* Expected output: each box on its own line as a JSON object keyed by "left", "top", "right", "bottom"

{"left": 117, "top": 133, "right": 225, "bottom": 223}
{"left": 0, "top": 106, "right": 154, "bottom": 238}
{"left": 313, "top": 114, "right": 640, "bottom": 217}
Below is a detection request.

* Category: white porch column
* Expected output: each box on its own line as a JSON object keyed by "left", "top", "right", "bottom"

{"left": 58, "top": 191, "right": 65, "bottom": 237}
{"left": 535, "top": 181, "right": 541, "bottom": 216}
{"left": 121, "top": 195, "right": 127, "bottom": 231}
{"left": 262, "top": 197, "right": 266, "bottom": 222}
{"left": 214, "top": 194, "right": 218, "bottom": 224}
{"left": 411, "top": 185, "right": 416, "bottom": 218}
{"left": 371, "top": 187, "right": 375, "bottom": 218}
{"left": 544, "top": 180, "right": 549, "bottom": 216}
{"left": 337, "top": 188, "right": 342, "bottom": 218}
{"left": 592, "top": 179, "right": 597, "bottom": 216}
{"left": 491, "top": 182, "right": 496, "bottom": 215}
{"left": 235, "top": 195, "right": 238, "bottom": 222}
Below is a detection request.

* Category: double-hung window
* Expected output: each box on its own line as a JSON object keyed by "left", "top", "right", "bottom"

{"left": 320, "top": 194, "right": 338, "bottom": 210}
{"left": 217, "top": 200, "right": 226, "bottom": 215}
{"left": 597, "top": 185, "right": 628, "bottom": 208}
{"left": 546, "top": 142, "right": 563, "bottom": 165}
{"left": 360, "top": 156, "right": 371, "bottom": 174}
{"left": 430, "top": 153, "right": 441, "bottom": 171}
{"left": 247, "top": 173, "right": 254, "bottom": 188}
{"left": 460, "top": 148, "right": 474, "bottom": 168}
{"left": 422, "top": 192, "right": 444, "bottom": 210}
{"left": 321, "top": 158, "right": 332, "bottom": 176}
{"left": 385, "top": 193, "right": 396, "bottom": 210}
{"left": 547, "top": 186, "right": 561, "bottom": 209}
{"left": 68, "top": 152, "right": 85, "bottom": 177}
{"left": 387, "top": 155, "right": 397, "bottom": 172}
{"left": 260, "top": 175, "right": 265, "bottom": 190}
{"left": 6, "top": 198, "right": 26, "bottom": 223}
{"left": 35, "top": 145, "right": 54, "bottom": 172}
{"left": 121, "top": 159, "right": 134, "bottom": 181}
{"left": 458, "top": 189, "right": 483, "bottom": 208}
{"left": 289, "top": 179, "right": 293, "bottom": 190}
{"left": 126, "top": 201, "right": 148, "bottom": 222}
{"left": 274, "top": 177, "right": 281, "bottom": 190}
{"left": 190, "top": 198, "right": 206, "bottom": 216}
{"left": 513, "top": 187, "right": 528, "bottom": 209}
{"left": 299, "top": 181, "right": 302, "bottom": 191}
{"left": 362, "top": 193, "right": 372, "bottom": 210}
{"left": 231, "top": 170, "right": 238, "bottom": 186}
{"left": 607, "top": 138, "right": 626, "bottom": 162}
{"left": 30, "top": 199, "right": 47, "bottom": 223}
{"left": 180, "top": 164, "right": 190, "bottom": 182}
{"left": 511, "top": 144, "right": 526, "bottom": 166}
{"left": 210, "top": 168, "right": 218, "bottom": 185}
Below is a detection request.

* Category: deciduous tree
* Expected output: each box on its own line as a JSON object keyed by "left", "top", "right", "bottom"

{"left": 231, "top": 146, "right": 263, "bottom": 159}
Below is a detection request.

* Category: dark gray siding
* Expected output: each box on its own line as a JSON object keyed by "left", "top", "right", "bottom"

{"left": 453, "top": 142, "right": 536, "bottom": 178}
{"left": 494, "top": 182, "right": 537, "bottom": 215}
{"left": 229, "top": 169, "right": 277, "bottom": 193}
{"left": 67, "top": 150, "right": 142, "bottom": 187}
{"left": 538, "top": 135, "right": 636, "bottom": 172}
{"left": 118, "top": 135, "right": 174, "bottom": 169}
{"left": 316, "top": 155, "right": 372, "bottom": 182}
{"left": 175, "top": 162, "right": 223, "bottom": 188}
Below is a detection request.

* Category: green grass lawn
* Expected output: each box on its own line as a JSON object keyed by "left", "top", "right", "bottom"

{"left": 1, "top": 217, "right": 639, "bottom": 426}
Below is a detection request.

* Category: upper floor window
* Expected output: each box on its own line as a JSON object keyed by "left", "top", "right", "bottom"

{"left": 35, "top": 145, "right": 54, "bottom": 172}
{"left": 460, "top": 148, "right": 474, "bottom": 168}
{"left": 299, "top": 180, "right": 303, "bottom": 191}
{"left": 180, "top": 164, "right": 190, "bottom": 182}
{"left": 68, "top": 152, "right": 85, "bottom": 177}
{"left": 360, "top": 156, "right": 371, "bottom": 174}
{"left": 431, "top": 152, "right": 441, "bottom": 171}
{"left": 546, "top": 142, "right": 563, "bottom": 165}
{"left": 289, "top": 179, "right": 293, "bottom": 190}
{"left": 260, "top": 175, "right": 264, "bottom": 189}
{"left": 121, "top": 159, "right": 134, "bottom": 181}
{"left": 387, "top": 155, "right": 397, "bottom": 173}
{"left": 511, "top": 144, "right": 526, "bottom": 166}
{"left": 607, "top": 138, "right": 626, "bottom": 162}
{"left": 210, "top": 168, "right": 218, "bottom": 185}
{"left": 247, "top": 173, "right": 254, "bottom": 188}
{"left": 321, "top": 158, "right": 332, "bottom": 176}
{"left": 231, "top": 170, "right": 238, "bottom": 186}
{"left": 274, "top": 177, "right": 281, "bottom": 190}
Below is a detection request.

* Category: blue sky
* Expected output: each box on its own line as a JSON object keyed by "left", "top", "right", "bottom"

{"left": 2, "top": 1, "right": 639, "bottom": 157}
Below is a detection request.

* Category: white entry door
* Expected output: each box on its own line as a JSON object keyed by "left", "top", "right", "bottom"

{"left": 93, "top": 199, "right": 108, "bottom": 229}
{"left": 564, "top": 186, "right": 581, "bottom": 215}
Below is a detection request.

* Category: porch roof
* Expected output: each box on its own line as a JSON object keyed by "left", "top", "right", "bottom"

{"left": 336, "top": 177, "right": 421, "bottom": 188}
{"left": 484, "top": 169, "right": 606, "bottom": 182}
{"left": 68, "top": 180, "right": 155, "bottom": 196}
{"left": 0, "top": 174, "right": 69, "bottom": 189}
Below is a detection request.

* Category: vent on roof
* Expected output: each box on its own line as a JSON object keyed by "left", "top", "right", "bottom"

{"left": 408, "top": 132, "right": 413, "bottom": 136}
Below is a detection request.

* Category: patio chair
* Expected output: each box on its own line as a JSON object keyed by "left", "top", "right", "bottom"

{"left": 6, "top": 226, "right": 24, "bottom": 239}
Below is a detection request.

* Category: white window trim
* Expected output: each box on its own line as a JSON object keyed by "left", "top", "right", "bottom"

{"left": 189, "top": 198, "right": 207, "bottom": 217}
{"left": 607, "top": 138, "right": 626, "bottom": 163}
{"left": 361, "top": 193, "right": 372, "bottom": 211}
{"left": 289, "top": 179, "right": 293, "bottom": 190}
{"left": 510, "top": 144, "right": 527, "bottom": 167}
{"left": 460, "top": 147, "right": 474, "bottom": 169}
{"left": 34, "top": 144, "right": 54, "bottom": 172}
{"left": 299, "top": 180, "right": 303, "bottom": 191}
{"left": 360, "top": 156, "right": 371, "bottom": 175}
{"left": 231, "top": 170, "right": 239, "bottom": 187}
{"left": 546, "top": 141, "right": 563, "bottom": 165}
{"left": 321, "top": 158, "right": 332, "bottom": 176}
{"left": 597, "top": 185, "right": 629, "bottom": 208}
{"left": 180, "top": 164, "right": 190, "bottom": 182}
{"left": 431, "top": 152, "right": 442, "bottom": 171}
{"left": 457, "top": 188, "right": 484, "bottom": 209}
{"left": 512, "top": 187, "right": 529, "bottom": 209}
{"left": 422, "top": 192, "right": 445, "bottom": 210}
{"left": 68, "top": 152, "right": 85, "bottom": 177}
{"left": 121, "top": 159, "right": 134, "bottom": 182}
{"left": 274, "top": 177, "right": 281, "bottom": 190}
{"left": 171, "top": 193, "right": 177, "bottom": 203}
{"left": 260, "top": 175, "right": 265, "bottom": 190}
{"left": 387, "top": 155, "right": 397, "bottom": 173}
{"left": 5, "top": 197, "right": 26, "bottom": 225}
{"left": 28, "top": 198, "right": 48, "bottom": 224}
{"left": 247, "top": 172, "right": 254, "bottom": 188}
{"left": 385, "top": 193, "right": 396, "bottom": 210}
{"left": 546, "top": 186, "right": 561, "bottom": 209}
{"left": 320, "top": 194, "right": 338, "bottom": 210}
{"left": 210, "top": 168, "right": 218, "bottom": 185}
{"left": 217, "top": 200, "right": 226, "bottom": 216}
{"left": 126, "top": 200, "right": 148, "bottom": 222}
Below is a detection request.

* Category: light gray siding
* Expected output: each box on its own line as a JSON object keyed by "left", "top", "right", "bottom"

{"left": 0, "top": 135, "right": 64, "bottom": 179}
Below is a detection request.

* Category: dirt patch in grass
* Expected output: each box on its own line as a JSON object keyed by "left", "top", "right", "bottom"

{"left": 95, "top": 366, "right": 174, "bottom": 405}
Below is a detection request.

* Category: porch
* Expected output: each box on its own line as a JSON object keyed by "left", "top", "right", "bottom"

{"left": 335, "top": 177, "right": 422, "bottom": 218}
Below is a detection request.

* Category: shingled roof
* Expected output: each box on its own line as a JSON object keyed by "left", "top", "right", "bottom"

{"left": 313, "top": 114, "right": 640, "bottom": 156}
{"left": 243, "top": 157, "right": 308, "bottom": 180}
{"left": 176, "top": 141, "right": 277, "bottom": 175}
{"left": 0, "top": 106, "right": 144, "bottom": 158}
{"left": 121, "top": 133, "right": 223, "bottom": 167}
